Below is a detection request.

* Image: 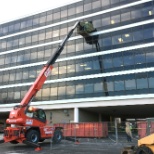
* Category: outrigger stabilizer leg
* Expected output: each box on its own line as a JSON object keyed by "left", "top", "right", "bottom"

{"left": 23, "top": 140, "right": 42, "bottom": 151}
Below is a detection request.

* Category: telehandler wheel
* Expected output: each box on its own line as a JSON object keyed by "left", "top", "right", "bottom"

{"left": 52, "top": 129, "right": 63, "bottom": 144}
{"left": 136, "top": 146, "right": 153, "bottom": 154}
{"left": 26, "top": 129, "right": 40, "bottom": 144}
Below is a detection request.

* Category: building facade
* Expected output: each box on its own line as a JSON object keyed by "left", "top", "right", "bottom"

{"left": 0, "top": 0, "right": 154, "bottom": 123}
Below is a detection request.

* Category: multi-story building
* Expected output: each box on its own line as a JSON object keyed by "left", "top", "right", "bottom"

{"left": 0, "top": 0, "right": 154, "bottom": 124}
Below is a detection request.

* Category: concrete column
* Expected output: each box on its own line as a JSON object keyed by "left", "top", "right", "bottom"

{"left": 74, "top": 107, "right": 79, "bottom": 123}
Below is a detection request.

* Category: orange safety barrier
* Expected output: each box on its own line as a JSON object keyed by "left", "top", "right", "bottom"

{"left": 54, "top": 122, "right": 108, "bottom": 138}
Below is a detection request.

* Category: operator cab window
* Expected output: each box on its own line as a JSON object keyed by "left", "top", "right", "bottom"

{"left": 33, "top": 109, "right": 46, "bottom": 123}
{"left": 26, "top": 108, "right": 46, "bottom": 123}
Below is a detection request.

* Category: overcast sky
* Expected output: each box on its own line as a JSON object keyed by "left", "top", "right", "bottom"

{"left": 0, "top": 0, "right": 74, "bottom": 23}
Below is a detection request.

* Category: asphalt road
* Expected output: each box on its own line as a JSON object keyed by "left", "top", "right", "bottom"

{"left": 0, "top": 137, "right": 136, "bottom": 154}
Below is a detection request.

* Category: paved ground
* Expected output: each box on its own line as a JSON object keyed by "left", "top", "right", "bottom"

{"left": 0, "top": 133, "right": 137, "bottom": 154}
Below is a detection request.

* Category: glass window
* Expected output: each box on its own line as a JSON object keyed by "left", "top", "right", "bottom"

{"left": 33, "top": 16, "right": 39, "bottom": 26}
{"left": 133, "top": 30, "right": 143, "bottom": 41}
{"left": 93, "top": 18, "right": 102, "bottom": 28}
{"left": 112, "top": 35, "right": 122, "bottom": 45}
{"left": 53, "top": 12, "right": 60, "bottom": 20}
{"left": 53, "top": 29, "right": 59, "bottom": 37}
{"left": 131, "top": 10, "right": 142, "bottom": 19}
{"left": 92, "top": 0, "right": 101, "bottom": 9}
{"left": 37, "top": 49, "right": 44, "bottom": 60}
{"left": 14, "top": 22, "right": 20, "bottom": 31}
{"left": 76, "top": 5, "right": 83, "bottom": 13}
{"left": 121, "top": 12, "right": 131, "bottom": 22}
{"left": 40, "top": 15, "right": 46, "bottom": 24}
{"left": 60, "top": 27, "right": 67, "bottom": 36}
{"left": 84, "top": 61, "right": 93, "bottom": 71}
{"left": 142, "top": 6, "right": 153, "bottom": 17}
{"left": 32, "top": 33, "right": 38, "bottom": 42}
{"left": 93, "top": 59, "right": 100, "bottom": 70}
{"left": 61, "top": 9, "right": 67, "bottom": 18}
{"left": 111, "top": 14, "right": 120, "bottom": 25}
{"left": 42, "top": 88, "right": 50, "bottom": 97}
{"left": 103, "top": 58, "right": 113, "bottom": 69}
{"left": 67, "top": 85, "right": 75, "bottom": 95}
{"left": 67, "top": 43, "right": 75, "bottom": 53}
{"left": 1, "top": 40, "right": 6, "bottom": 49}
{"left": 2, "top": 26, "right": 8, "bottom": 35}
{"left": 102, "top": 16, "right": 110, "bottom": 26}
{"left": 14, "top": 91, "right": 20, "bottom": 99}
{"left": 85, "top": 83, "right": 93, "bottom": 93}
{"left": 134, "top": 51, "right": 145, "bottom": 65}
{"left": 26, "top": 19, "right": 32, "bottom": 27}
{"left": 137, "top": 78, "right": 148, "bottom": 89}
{"left": 111, "top": 0, "right": 119, "bottom": 4}
{"left": 94, "top": 82, "right": 103, "bottom": 92}
{"left": 76, "top": 84, "right": 84, "bottom": 94}
{"left": 58, "top": 86, "right": 66, "bottom": 96}
{"left": 113, "top": 55, "right": 123, "bottom": 67}
{"left": 16, "top": 71, "right": 22, "bottom": 80}
{"left": 0, "top": 56, "right": 5, "bottom": 65}
{"left": 67, "top": 65, "right": 75, "bottom": 73}
{"left": 46, "top": 28, "right": 52, "bottom": 39}
{"left": 19, "top": 37, "right": 25, "bottom": 46}
{"left": 101, "top": 0, "right": 110, "bottom": 7}
{"left": 146, "top": 51, "right": 154, "bottom": 63}
{"left": 122, "top": 33, "right": 132, "bottom": 43}
{"left": 68, "top": 7, "right": 75, "bottom": 16}
{"left": 125, "top": 79, "right": 136, "bottom": 90}
{"left": 102, "top": 37, "right": 112, "bottom": 46}
{"left": 149, "top": 77, "right": 154, "bottom": 88}
{"left": 114, "top": 80, "right": 125, "bottom": 91}
{"left": 39, "top": 31, "right": 45, "bottom": 41}
{"left": 76, "top": 41, "right": 83, "bottom": 51}
{"left": 9, "top": 73, "right": 15, "bottom": 81}
{"left": 123, "top": 52, "right": 134, "bottom": 66}
{"left": 59, "top": 66, "right": 66, "bottom": 74}
{"left": 143, "top": 28, "right": 154, "bottom": 39}
{"left": 76, "top": 63, "right": 84, "bottom": 72}
{"left": 5, "top": 56, "right": 11, "bottom": 65}
{"left": 51, "top": 67, "right": 58, "bottom": 75}
{"left": 9, "top": 25, "right": 14, "bottom": 32}
{"left": 84, "top": 3, "right": 91, "bottom": 11}
{"left": 46, "top": 14, "right": 52, "bottom": 22}
{"left": 31, "top": 50, "right": 37, "bottom": 60}
{"left": 29, "top": 69, "right": 36, "bottom": 78}
{"left": 51, "top": 87, "right": 57, "bottom": 96}
{"left": 25, "top": 35, "right": 31, "bottom": 44}
{"left": 20, "top": 20, "right": 26, "bottom": 29}
{"left": 107, "top": 82, "right": 114, "bottom": 91}
{"left": 3, "top": 73, "right": 9, "bottom": 82}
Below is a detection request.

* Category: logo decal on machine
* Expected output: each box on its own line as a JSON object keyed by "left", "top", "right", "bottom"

{"left": 44, "top": 68, "right": 51, "bottom": 77}
{"left": 26, "top": 119, "right": 33, "bottom": 125}
{"left": 44, "top": 128, "right": 53, "bottom": 134}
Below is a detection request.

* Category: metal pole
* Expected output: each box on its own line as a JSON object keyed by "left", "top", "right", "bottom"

{"left": 115, "top": 118, "right": 118, "bottom": 143}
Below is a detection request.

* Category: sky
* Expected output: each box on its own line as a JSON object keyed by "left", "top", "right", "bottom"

{"left": 0, "top": 0, "right": 75, "bottom": 23}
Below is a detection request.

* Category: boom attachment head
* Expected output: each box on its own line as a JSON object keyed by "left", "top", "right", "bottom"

{"left": 77, "top": 21, "right": 99, "bottom": 45}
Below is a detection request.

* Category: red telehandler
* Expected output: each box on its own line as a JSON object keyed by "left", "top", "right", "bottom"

{"left": 0, "top": 21, "right": 98, "bottom": 151}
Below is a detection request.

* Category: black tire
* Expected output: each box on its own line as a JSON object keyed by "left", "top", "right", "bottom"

{"left": 52, "top": 129, "right": 63, "bottom": 144}
{"left": 26, "top": 129, "right": 40, "bottom": 143}
{"left": 136, "top": 146, "right": 153, "bottom": 154}
{"left": 10, "top": 140, "right": 19, "bottom": 144}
